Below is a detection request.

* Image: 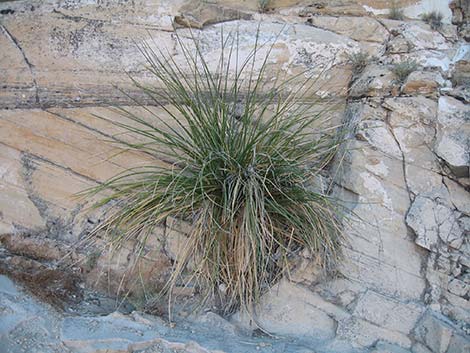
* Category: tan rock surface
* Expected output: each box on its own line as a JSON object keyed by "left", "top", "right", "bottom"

{"left": 307, "top": 16, "right": 389, "bottom": 43}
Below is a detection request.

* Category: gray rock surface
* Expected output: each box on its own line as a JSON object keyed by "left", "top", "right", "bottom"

{"left": 434, "top": 96, "right": 470, "bottom": 177}
{"left": 0, "top": 275, "right": 334, "bottom": 353}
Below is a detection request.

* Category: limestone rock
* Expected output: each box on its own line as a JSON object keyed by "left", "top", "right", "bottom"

{"left": 0, "top": 274, "right": 331, "bottom": 353}
{"left": 307, "top": 16, "right": 388, "bottom": 43}
{"left": 452, "top": 43, "right": 470, "bottom": 86}
{"left": 164, "top": 224, "right": 191, "bottom": 261}
{"left": 0, "top": 233, "right": 68, "bottom": 261}
{"left": 450, "top": 0, "right": 470, "bottom": 41}
{"left": 447, "top": 85, "right": 470, "bottom": 103}
{"left": 188, "top": 21, "right": 356, "bottom": 97}
{"left": 0, "top": 145, "right": 45, "bottom": 234}
{"left": 406, "top": 196, "right": 464, "bottom": 251}
{"left": 402, "top": 71, "right": 444, "bottom": 97}
{"left": 434, "top": 96, "right": 470, "bottom": 177}
{"left": 336, "top": 316, "right": 411, "bottom": 349}
{"left": 372, "top": 342, "right": 412, "bottom": 353}
{"left": 175, "top": 2, "right": 252, "bottom": 29}
{"left": 447, "top": 277, "right": 469, "bottom": 297}
{"left": 84, "top": 236, "right": 171, "bottom": 300}
{"left": 353, "top": 291, "right": 424, "bottom": 335}
{"left": 0, "top": 6, "right": 357, "bottom": 109}
{"left": 384, "top": 96, "right": 442, "bottom": 196}
{"left": 387, "top": 35, "right": 411, "bottom": 54}
{"left": 443, "top": 178, "right": 470, "bottom": 215}
{"left": 413, "top": 311, "right": 470, "bottom": 353}
{"left": 437, "top": 24, "right": 459, "bottom": 43}
{"left": 350, "top": 65, "right": 396, "bottom": 98}
{"left": 296, "top": 2, "right": 368, "bottom": 17}
{"left": 397, "top": 23, "right": 450, "bottom": 51}
{"left": 231, "top": 279, "right": 342, "bottom": 341}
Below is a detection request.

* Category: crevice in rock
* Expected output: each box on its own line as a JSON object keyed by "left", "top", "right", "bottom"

{"left": 0, "top": 24, "right": 39, "bottom": 105}
{"left": 384, "top": 111, "right": 414, "bottom": 204}
{"left": 52, "top": 8, "right": 167, "bottom": 31}
{"left": 13, "top": 147, "right": 101, "bottom": 186}
{"left": 304, "top": 17, "right": 389, "bottom": 45}
{"left": 19, "top": 152, "right": 82, "bottom": 240}
{"left": 45, "top": 109, "right": 181, "bottom": 168}
{"left": 52, "top": 9, "right": 104, "bottom": 24}
{"left": 428, "top": 145, "right": 469, "bottom": 190}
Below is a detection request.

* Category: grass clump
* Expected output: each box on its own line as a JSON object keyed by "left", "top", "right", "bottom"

{"left": 258, "top": 0, "right": 270, "bottom": 13}
{"left": 84, "top": 28, "right": 344, "bottom": 317}
{"left": 348, "top": 51, "right": 371, "bottom": 75}
{"left": 392, "top": 59, "right": 418, "bottom": 83}
{"left": 421, "top": 11, "right": 443, "bottom": 30}
{"left": 388, "top": 3, "right": 405, "bottom": 20}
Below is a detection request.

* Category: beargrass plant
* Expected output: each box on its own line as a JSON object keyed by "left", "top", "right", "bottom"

{"left": 84, "top": 27, "right": 345, "bottom": 317}
{"left": 348, "top": 51, "right": 371, "bottom": 76}
{"left": 421, "top": 11, "right": 443, "bottom": 30}
{"left": 258, "top": 0, "right": 270, "bottom": 13}
{"left": 392, "top": 59, "right": 418, "bottom": 84}
{"left": 388, "top": 2, "right": 405, "bottom": 20}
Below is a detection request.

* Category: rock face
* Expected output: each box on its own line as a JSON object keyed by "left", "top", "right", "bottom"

{"left": 0, "top": 275, "right": 326, "bottom": 353}
{"left": 434, "top": 96, "right": 470, "bottom": 177}
{"left": 0, "top": 1, "right": 469, "bottom": 353}
{"left": 450, "top": 0, "right": 470, "bottom": 40}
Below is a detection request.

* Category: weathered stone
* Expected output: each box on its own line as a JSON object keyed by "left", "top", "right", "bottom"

{"left": 0, "top": 145, "right": 45, "bottom": 234}
{"left": 413, "top": 311, "right": 470, "bottom": 353}
{"left": 354, "top": 120, "right": 402, "bottom": 159}
{"left": 444, "top": 178, "right": 470, "bottom": 215}
{"left": 339, "top": 246, "right": 426, "bottom": 301}
{"left": 407, "top": 196, "right": 464, "bottom": 251}
{"left": 434, "top": 96, "right": 470, "bottom": 177}
{"left": 0, "top": 109, "right": 158, "bottom": 182}
{"left": 61, "top": 312, "right": 161, "bottom": 350}
{"left": 372, "top": 342, "right": 412, "bottom": 353}
{"left": 447, "top": 85, "right": 470, "bottom": 103}
{"left": 387, "top": 35, "right": 411, "bottom": 54}
{"left": 403, "top": 50, "right": 453, "bottom": 71}
{"left": 188, "top": 21, "right": 356, "bottom": 97}
{"left": 450, "top": 0, "right": 470, "bottom": 40}
{"left": 175, "top": 2, "right": 252, "bottom": 29}
{"left": 307, "top": 16, "right": 388, "bottom": 43}
{"left": 452, "top": 43, "right": 470, "bottom": 86}
{"left": 0, "top": 6, "right": 359, "bottom": 109}
{"left": 295, "top": 2, "right": 368, "bottom": 17}
{"left": 395, "top": 23, "right": 450, "bottom": 51}
{"left": 350, "top": 65, "right": 395, "bottom": 98}
{"left": 231, "top": 279, "right": 341, "bottom": 341}
{"left": 384, "top": 96, "right": 438, "bottom": 125}
{"left": 0, "top": 233, "right": 68, "bottom": 262}
{"left": 412, "top": 342, "right": 433, "bottom": 353}
{"left": 84, "top": 236, "right": 171, "bottom": 300}
{"left": 0, "top": 9, "right": 176, "bottom": 108}
{"left": 384, "top": 96, "right": 443, "bottom": 196}
{"left": 1, "top": 274, "right": 330, "bottom": 353}
{"left": 164, "top": 225, "right": 191, "bottom": 262}
{"left": 289, "top": 250, "right": 324, "bottom": 285}
{"left": 447, "top": 277, "right": 469, "bottom": 297}
{"left": 402, "top": 71, "right": 443, "bottom": 97}
{"left": 353, "top": 291, "right": 424, "bottom": 335}
{"left": 437, "top": 24, "right": 459, "bottom": 43}
{"left": 315, "top": 277, "right": 365, "bottom": 310}
{"left": 336, "top": 316, "right": 412, "bottom": 349}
